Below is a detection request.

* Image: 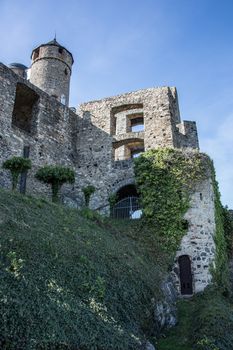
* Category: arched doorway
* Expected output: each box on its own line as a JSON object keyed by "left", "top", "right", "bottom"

{"left": 178, "top": 255, "right": 193, "bottom": 295}
{"left": 112, "top": 184, "right": 141, "bottom": 219}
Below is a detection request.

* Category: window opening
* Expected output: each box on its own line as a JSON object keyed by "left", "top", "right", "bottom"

{"left": 130, "top": 115, "right": 144, "bottom": 132}
{"left": 12, "top": 83, "right": 39, "bottom": 133}
{"left": 33, "top": 48, "right": 40, "bottom": 60}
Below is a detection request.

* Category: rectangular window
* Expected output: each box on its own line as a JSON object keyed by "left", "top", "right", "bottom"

{"left": 12, "top": 83, "right": 39, "bottom": 133}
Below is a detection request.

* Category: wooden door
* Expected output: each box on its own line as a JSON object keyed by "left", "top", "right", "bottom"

{"left": 178, "top": 255, "right": 193, "bottom": 295}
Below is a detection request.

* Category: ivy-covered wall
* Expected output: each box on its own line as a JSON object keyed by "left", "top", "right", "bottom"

{"left": 134, "top": 148, "right": 229, "bottom": 295}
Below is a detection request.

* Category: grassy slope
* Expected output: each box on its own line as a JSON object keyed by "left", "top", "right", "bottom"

{"left": 157, "top": 289, "right": 233, "bottom": 350}
{"left": 0, "top": 189, "right": 170, "bottom": 350}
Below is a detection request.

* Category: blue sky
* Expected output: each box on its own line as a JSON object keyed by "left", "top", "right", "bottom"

{"left": 0, "top": 0, "right": 233, "bottom": 207}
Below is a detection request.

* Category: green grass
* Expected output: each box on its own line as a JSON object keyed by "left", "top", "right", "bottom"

{"left": 157, "top": 289, "right": 233, "bottom": 350}
{"left": 0, "top": 188, "right": 170, "bottom": 349}
{"left": 157, "top": 299, "right": 193, "bottom": 350}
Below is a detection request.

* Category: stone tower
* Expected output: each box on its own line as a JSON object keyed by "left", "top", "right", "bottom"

{"left": 8, "top": 63, "right": 27, "bottom": 79}
{"left": 30, "top": 38, "right": 74, "bottom": 106}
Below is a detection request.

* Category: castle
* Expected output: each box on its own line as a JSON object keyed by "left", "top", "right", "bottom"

{"left": 0, "top": 39, "right": 216, "bottom": 296}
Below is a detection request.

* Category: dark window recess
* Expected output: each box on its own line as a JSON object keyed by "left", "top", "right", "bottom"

{"left": 181, "top": 219, "right": 189, "bottom": 230}
{"left": 12, "top": 83, "right": 39, "bottom": 133}
{"left": 200, "top": 193, "right": 203, "bottom": 201}
{"left": 19, "top": 145, "right": 30, "bottom": 194}
{"left": 64, "top": 68, "right": 68, "bottom": 75}
{"left": 58, "top": 47, "right": 63, "bottom": 54}
{"left": 33, "top": 48, "right": 40, "bottom": 60}
{"left": 178, "top": 255, "right": 193, "bottom": 295}
{"left": 130, "top": 116, "right": 144, "bottom": 132}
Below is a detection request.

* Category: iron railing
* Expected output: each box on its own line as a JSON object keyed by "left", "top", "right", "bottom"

{"left": 111, "top": 196, "right": 142, "bottom": 219}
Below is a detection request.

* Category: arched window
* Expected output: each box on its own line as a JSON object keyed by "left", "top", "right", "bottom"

{"left": 113, "top": 139, "right": 144, "bottom": 161}
{"left": 110, "top": 103, "right": 143, "bottom": 135}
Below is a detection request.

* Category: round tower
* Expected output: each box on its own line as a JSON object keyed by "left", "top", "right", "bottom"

{"left": 29, "top": 38, "right": 74, "bottom": 106}
{"left": 9, "top": 63, "right": 27, "bottom": 79}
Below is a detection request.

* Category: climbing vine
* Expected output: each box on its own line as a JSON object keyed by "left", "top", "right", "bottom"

{"left": 210, "top": 162, "right": 230, "bottom": 293}
{"left": 134, "top": 148, "right": 208, "bottom": 251}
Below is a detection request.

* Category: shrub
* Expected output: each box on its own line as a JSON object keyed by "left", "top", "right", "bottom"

{"left": 82, "top": 185, "right": 95, "bottom": 207}
{"left": 108, "top": 193, "right": 118, "bottom": 209}
{"left": 35, "top": 165, "right": 75, "bottom": 203}
{"left": 2, "top": 156, "right": 31, "bottom": 191}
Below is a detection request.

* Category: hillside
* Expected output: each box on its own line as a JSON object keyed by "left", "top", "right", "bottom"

{"left": 0, "top": 189, "right": 170, "bottom": 349}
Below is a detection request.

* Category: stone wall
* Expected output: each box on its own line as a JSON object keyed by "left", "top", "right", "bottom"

{"left": 172, "top": 177, "right": 216, "bottom": 293}
{"left": 0, "top": 61, "right": 216, "bottom": 296}
{"left": 0, "top": 63, "right": 76, "bottom": 199}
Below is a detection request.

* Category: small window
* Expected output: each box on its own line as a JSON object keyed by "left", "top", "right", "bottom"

{"left": 127, "top": 113, "right": 144, "bottom": 133}
{"left": 64, "top": 68, "right": 68, "bottom": 75}
{"left": 200, "top": 193, "right": 203, "bottom": 201}
{"left": 58, "top": 47, "right": 63, "bottom": 54}
{"left": 131, "top": 117, "right": 144, "bottom": 132}
{"left": 33, "top": 48, "right": 40, "bottom": 60}
{"left": 61, "top": 94, "right": 66, "bottom": 105}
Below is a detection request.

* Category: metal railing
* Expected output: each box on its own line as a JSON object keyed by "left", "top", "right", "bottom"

{"left": 111, "top": 196, "right": 142, "bottom": 219}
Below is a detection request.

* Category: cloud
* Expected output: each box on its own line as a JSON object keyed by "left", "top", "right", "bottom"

{"left": 201, "top": 115, "right": 233, "bottom": 208}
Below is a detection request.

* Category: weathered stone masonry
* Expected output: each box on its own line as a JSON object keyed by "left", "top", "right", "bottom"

{"left": 0, "top": 39, "right": 216, "bottom": 295}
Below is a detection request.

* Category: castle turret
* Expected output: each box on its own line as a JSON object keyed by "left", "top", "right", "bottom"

{"left": 29, "top": 38, "right": 74, "bottom": 106}
{"left": 9, "top": 63, "right": 27, "bottom": 79}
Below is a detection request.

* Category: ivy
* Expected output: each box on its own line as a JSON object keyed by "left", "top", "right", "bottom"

{"left": 210, "top": 163, "right": 230, "bottom": 294}
{"left": 134, "top": 148, "right": 230, "bottom": 293}
{"left": 134, "top": 148, "right": 208, "bottom": 251}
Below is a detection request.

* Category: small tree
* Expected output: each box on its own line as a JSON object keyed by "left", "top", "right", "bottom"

{"left": 82, "top": 185, "right": 95, "bottom": 207}
{"left": 35, "top": 165, "right": 75, "bottom": 203}
{"left": 2, "top": 156, "right": 31, "bottom": 191}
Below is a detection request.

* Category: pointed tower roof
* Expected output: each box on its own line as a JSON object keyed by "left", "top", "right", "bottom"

{"left": 31, "top": 38, "right": 74, "bottom": 64}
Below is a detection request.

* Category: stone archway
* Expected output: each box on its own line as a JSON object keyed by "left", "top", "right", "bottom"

{"left": 111, "top": 183, "right": 140, "bottom": 219}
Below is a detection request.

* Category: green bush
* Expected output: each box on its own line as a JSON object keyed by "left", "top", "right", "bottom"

{"left": 222, "top": 206, "right": 233, "bottom": 258}
{"left": 35, "top": 165, "right": 75, "bottom": 203}
{"left": 2, "top": 156, "right": 31, "bottom": 191}
{"left": 82, "top": 185, "right": 95, "bottom": 207}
